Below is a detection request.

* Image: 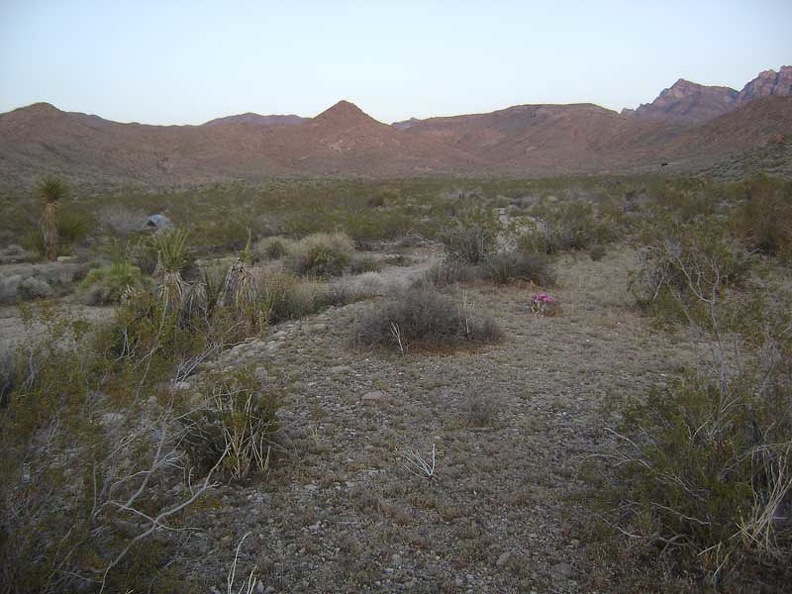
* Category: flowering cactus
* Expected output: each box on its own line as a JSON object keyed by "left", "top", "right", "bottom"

{"left": 530, "top": 292, "right": 558, "bottom": 316}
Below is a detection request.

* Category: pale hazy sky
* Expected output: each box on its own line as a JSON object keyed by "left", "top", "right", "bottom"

{"left": 1, "top": 0, "right": 790, "bottom": 125}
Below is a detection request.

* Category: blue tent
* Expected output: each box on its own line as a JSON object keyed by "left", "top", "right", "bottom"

{"left": 144, "top": 214, "right": 173, "bottom": 232}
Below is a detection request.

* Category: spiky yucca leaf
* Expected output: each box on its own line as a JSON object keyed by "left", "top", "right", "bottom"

{"left": 151, "top": 228, "right": 190, "bottom": 276}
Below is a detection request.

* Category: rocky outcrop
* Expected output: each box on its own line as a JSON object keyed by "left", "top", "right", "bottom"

{"left": 622, "top": 79, "right": 738, "bottom": 123}
{"left": 737, "top": 66, "right": 792, "bottom": 104}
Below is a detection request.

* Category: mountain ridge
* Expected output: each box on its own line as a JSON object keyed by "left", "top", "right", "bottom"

{"left": 1, "top": 67, "right": 790, "bottom": 189}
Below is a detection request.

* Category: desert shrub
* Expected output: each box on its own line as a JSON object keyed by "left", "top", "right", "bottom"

{"left": 461, "top": 390, "right": 499, "bottom": 428}
{"left": 255, "top": 236, "right": 290, "bottom": 261}
{"left": 355, "top": 287, "right": 502, "bottom": 353}
{"left": 0, "top": 304, "right": 218, "bottom": 593}
{"left": 258, "top": 273, "right": 351, "bottom": 324}
{"left": 180, "top": 367, "right": 282, "bottom": 482}
{"left": 16, "top": 276, "right": 52, "bottom": 301}
{"left": 440, "top": 206, "right": 498, "bottom": 265}
{"left": 423, "top": 260, "right": 482, "bottom": 288}
{"left": 601, "top": 363, "right": 792, "bottom": 588}
{"left": 483, "top": 250, "right": 556, "bottom": 286}
{"left": 286, "top": 232, "right": 353, "bottom": 278}
{"left": 732, "top": 174, "right": 792, "bottom": 264}
{"left": 630, "top": 220, "right": 753, "bottom": 329}
{"left": 21, "top": 207, "right": 94, "bottom": 260}
{"left": 80, "top": 260, "right": 146, "bottom": 305}
{"left": 96, "top": 204, "right": 148, "bottom": 234}
{"left": 55, "top": 207, "right": 95, "bottom": 253}
{"left": 522, "top": 200, "right": 616, "bottom": 255}
{"left": 349, "top": 255, "right": 381, "bottom": 275}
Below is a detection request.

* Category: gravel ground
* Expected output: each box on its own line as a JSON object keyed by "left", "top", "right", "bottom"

{"left": 168, "top": 247, "right": 699, "bottom": 593}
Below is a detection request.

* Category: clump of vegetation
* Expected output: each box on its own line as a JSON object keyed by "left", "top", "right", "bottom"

{"left": 255, "top": 236, "right": 290, "bottom": 261}
{"left": 483, "top": 250, "right": 556, "bottom": 286}
{"left": 286, "top": 232, "right": 354, "bottom": 278}
{"left": 181, "top": 367, "right": 282, "bottom": 482}
{"left": 259, "top": 272, "right": 351, "bottom": 324}
{"left": 355, "top": 286, "right": 502, "bottom": 354}
{"left": 592, "top": 176, "right": 792, "bottom": 589}
{"left": 37, "top": 176, "right": 67, "bottom": 262}
{"left": 440, "top": 204, "right": 498, "bottom": 265}
{"left": 629, "top": 219, "right": 752, "bottom": 329}
{"left": 732, "top": 174, "right": 792, "bottom": 264}
{"left": 520, "top": 199, "right": 617, "bottom": 255}
{"left": 80, "top": 259, "right": 146, "bottom": 305}
{"left": 23, "top": 177, "right": 94, "bottom": 260}
{"left": 600, "top": 356, "right": 792, "bottom": 588}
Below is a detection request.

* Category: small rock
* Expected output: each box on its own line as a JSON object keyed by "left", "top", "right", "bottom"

{"left": 173, "top": 381, "right": 191, "bottom": 390}
{"left": 330, "top": 365, "right": 354, "bottom": 374}
{"left": 361, "top": 390, "right": 386, "bottom": 404}
{"left": 496, "top": 551, "right": 512, "bottom": 567}
{"left": 550, "top": 561, "right": 573, "bottom": 579}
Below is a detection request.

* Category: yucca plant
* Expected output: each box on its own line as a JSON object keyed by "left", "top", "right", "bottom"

{"left": 36, "top": 176, "right": 68, "bottom": 262}
{"left": 222, "top": 231, "right": 258, "bottom": 311}
{"left": 151, "top": 228, "right": 191, "bottom": 312}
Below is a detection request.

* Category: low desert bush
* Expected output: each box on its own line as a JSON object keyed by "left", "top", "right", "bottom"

{"left": 600, "top": 363, "right": 792, "bottom": 588}
{"left": 522, "top": 200, "right": 616, "bottom": 255}
{"left": 355, "top": 287, "right": 502, "bottom": 353}
{"left": 630, "top": 220, "right": 752, "bottom": 329}
{"left": 80, "top": 260, "right": 146, "bottom": 305}
{"left": 0, "top": 304, "right": 222, "bottom": 593}
{"left": 255, "top": 236, "right": 290, "bottom": 261}
{"left": 286, "top": 232, "right": 353, "bottom": 278}
{"left": 483, "top": 250, "right": 556, "bottom": 286}
{"left": 21, "top": 209, "right": 94, "bottom": 260}
{"left": 440, "top": 206, "right": 498, "bottom": 265}
{"left": 181, "top": 367, "right": 282, "bottom": 482}
{"left": 732, "top": 174, "right": 792, "bottom": 264}
{"left": 349, "top": 255, "right": 381, "bottom": 275}
{"left": 259, "top": 273, "right": 350, "bottom": 324}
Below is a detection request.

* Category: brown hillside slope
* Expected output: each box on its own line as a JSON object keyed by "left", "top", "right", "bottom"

{"left": 1, "top": 94, "right": 791, "bottom": 190}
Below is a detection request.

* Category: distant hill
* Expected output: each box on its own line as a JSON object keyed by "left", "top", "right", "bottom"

{"left": 621, "top": 65, "right": 791, "bottom": 124}
{"left": 0, "top": 66, "right": 790, "bottom": 190}
{"left": 202, "top": 113, "right": 308, "bottom": 127}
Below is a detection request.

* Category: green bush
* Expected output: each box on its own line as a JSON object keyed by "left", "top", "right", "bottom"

{"left": 733, "top": 175, "right": 792, "bottom": 264}
{"left": 286, "top": 232, "right": 353, "bottom": 278}
{"left": 440, "top": 207, "right": 498, "bottom": 265}
{"left": 630, "top": 221, "right": 753, "bottom": 329}
{"left": 181, "top": 367, "right": 281, "bottom": 482}
{"left": 601, "top": 366, "right": 792, "bottom": 587}
{"left": 355, "top": 287, "right": 502, "bottom": 353}
{"left": 259, "top": 273, "right": 350, "bottom": 324}
{"left": 80, "top": 260, "right": 146, "bottom": 305}
{"left": 256, "top": 236, "right": 290, "bottom": 261}
{"left": 522, "top": 200, "right": 615, "bottom": 255}
{"left": 483, "top": 250, "right": 556, "bottom": 286}
{"left": 349, "top": 255, "right": 381, "bottom": 275}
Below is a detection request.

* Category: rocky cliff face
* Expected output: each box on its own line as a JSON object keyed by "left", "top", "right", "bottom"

{"left": 624, "top": 66, "right": 791, "bottom": 124}
{"left": 737, "top": 66, "right": 792, "bottom": 104}
{"left": 622, "top": 79, "right": 738, "bottom": 123}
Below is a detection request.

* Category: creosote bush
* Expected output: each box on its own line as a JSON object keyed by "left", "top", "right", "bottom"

{"left": 355, "top": 286, "right": 502, "bottom": 353}
{"left": 630, "top": 220, "right": 752, "bottom": 329}
{"left": 601, "top": 364, "right": 792, "bottom": 588}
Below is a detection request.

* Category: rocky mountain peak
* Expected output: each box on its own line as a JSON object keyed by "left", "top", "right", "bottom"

{"left": 313, "top": 100, "right": 380, "bottom": 127}
{"left": 737, "top": 65, "right": 792, "bottom": 104}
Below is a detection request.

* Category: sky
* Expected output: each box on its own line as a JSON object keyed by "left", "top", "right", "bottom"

{"left": 1, "top": 0, "right": 790, "bottom": 125}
